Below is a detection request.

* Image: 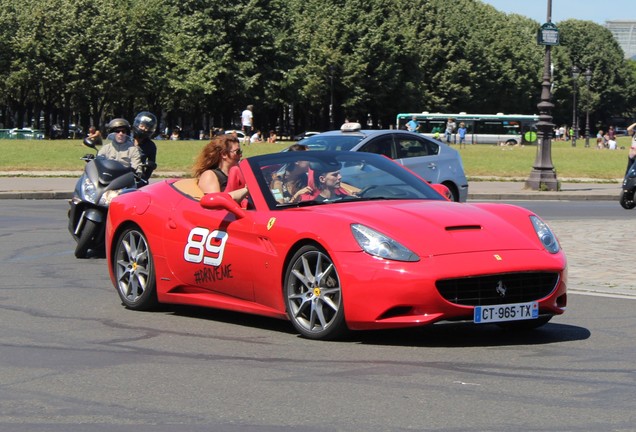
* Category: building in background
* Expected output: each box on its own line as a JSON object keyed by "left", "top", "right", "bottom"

{"left": 605, "top": 20, "right": 636, "bottom": 60}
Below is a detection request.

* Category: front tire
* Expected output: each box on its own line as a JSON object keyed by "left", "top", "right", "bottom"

{"left": 113, "top": 227, "right": 157, "bottom": 310}
{"left": 620, "top": 191, "right": 636, "bottom": 209}
{"left": 75, "top": 219, "right": 98, "bottom": 258}
{"left": 284, "top": 245, "right": 347, "bottom": 340}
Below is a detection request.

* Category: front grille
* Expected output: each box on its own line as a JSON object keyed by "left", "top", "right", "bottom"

{"left": 436, "top": 272, "right": 559, "bottom": 306}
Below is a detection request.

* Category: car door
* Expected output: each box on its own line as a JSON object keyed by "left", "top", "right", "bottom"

{"left": 161, "top": 195, "right": 256, "bottom": 301}
{"left": 393, "top": 134, "right": 442, "bottom": 183}
{"left": 358, "top": 135, "right": 395, "bottom": 158}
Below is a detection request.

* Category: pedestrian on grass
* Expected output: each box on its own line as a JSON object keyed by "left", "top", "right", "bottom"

{"left": 86, "top": 126, "right": 103, "bottom": 147}
{"left": 241, "top": 105, "right": 254, "bottom": 145}
{"left": 458, "top": 122, "right": 467, "bottom": 149}
{"left": 445, "top": 118, "right": 456, "bottom": 144}
{"left": 406, "top": 116, "right": 419, "bottom": 132}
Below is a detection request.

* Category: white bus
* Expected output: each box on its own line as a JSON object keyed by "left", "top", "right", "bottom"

{"left": 396, "top": 112, "right": 539, "bottom": 145}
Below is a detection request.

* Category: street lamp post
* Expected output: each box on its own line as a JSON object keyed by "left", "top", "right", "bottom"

{"left": 525, "top": 0, "right": 559, "bottom": 191}
{"left": 571, "top": 65, "right": 579, "bottom": 147}
{"left": 584, "top": 67, "right": 592, "bottom": 148}
{"left": 329, "top": 66, "right": 335, "bottom": 130}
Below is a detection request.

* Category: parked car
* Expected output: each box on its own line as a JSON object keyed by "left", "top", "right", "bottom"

{"left": 7, "top": 128, "right": 45, "bottom": 140}
{"left": 614, "top": 127, "right": 628, "bottom": 136}
{"left": 294, "top": 131, "right": 321, "bottom": 141}
{"left": 105, "top": 150, "right": 566, "bottom": 340}
{"left": 291, "top": 123, "right": 468, "bottom": 202}
{"left": 50, "top": 124, "right": 83, "bottom": 139}
{"left": 224, "top": 130, "right": 247, "bottom": 141}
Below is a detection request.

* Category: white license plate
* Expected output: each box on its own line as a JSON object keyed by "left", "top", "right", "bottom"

{"left": 474, "top": 301, "right": 539, "bottom": 324}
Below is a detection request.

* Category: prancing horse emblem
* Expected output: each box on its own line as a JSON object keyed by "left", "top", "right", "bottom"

{"left": 495, "top": 280, "right": 507, "bottom": 297}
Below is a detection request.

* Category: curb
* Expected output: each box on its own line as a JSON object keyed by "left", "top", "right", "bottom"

{"left": 0, "top": 191, "right": 74, "bottom": 200}
{"left": 468, "top": 193, "right": 618, "bottom": 201}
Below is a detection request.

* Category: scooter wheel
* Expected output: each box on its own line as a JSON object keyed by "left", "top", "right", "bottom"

{"left": 620, "top": 192, "right": 636, "bottom": 209}
{"left": 75, "top": 219, "right": 98, "bottom": 258}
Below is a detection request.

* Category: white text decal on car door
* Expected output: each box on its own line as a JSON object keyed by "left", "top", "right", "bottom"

{"left": 184, "top": 227, "right": 229, "bottom": 266}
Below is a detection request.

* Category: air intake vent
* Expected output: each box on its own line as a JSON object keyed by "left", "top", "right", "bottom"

{"left": 445, "top": 225, "right": 482, "bottom": 231}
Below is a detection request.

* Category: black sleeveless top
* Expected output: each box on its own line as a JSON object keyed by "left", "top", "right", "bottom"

{"left": 212, "top": 168, "right": 228, "bottom": 191}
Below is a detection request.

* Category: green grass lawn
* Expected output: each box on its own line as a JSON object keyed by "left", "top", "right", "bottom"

{"left": 0, "top": 136, "right": 631, "bottom": 180}
{"left": 458, "top": 138, "right": 631, "bottom": 180}
{"left": 0, "top": 139, "right": 289, "bottom": 175}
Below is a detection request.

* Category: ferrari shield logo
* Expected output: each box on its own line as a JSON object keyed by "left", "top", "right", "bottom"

{"left": 267, "top": 217, "right": 276, "bottom": 230}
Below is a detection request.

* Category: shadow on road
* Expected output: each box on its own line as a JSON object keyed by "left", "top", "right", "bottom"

{"left": 352, "top": 321, "right": 590, "bottom": 347}
{"left": 158, "top": 305, "right": 589, "bottom": 347}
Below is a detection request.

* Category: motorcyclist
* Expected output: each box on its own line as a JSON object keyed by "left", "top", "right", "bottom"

{"left": 626, "top": 122, "right": 636, "bottom": 176}
{"left": 132, "top": 111, "right": 158, "bottom": 181}
{"left": 97, "top": 118, "right": 143, "bottom": 175}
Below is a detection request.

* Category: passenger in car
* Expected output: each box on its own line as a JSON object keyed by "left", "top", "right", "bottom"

{"left": 270, "top": 144, "right": 312, "bottom": 203}
{"left": 192, "top": 134, "right": 248, "bottom": 202}
{"left": 300, "top": 161, "right": 353, "bottom": 203}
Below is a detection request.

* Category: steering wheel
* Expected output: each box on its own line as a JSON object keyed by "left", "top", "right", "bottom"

{"left": 358, "top": 185, "right": 380, "bottom": 198}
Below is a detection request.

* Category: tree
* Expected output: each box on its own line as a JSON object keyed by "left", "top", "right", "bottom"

{"left": 552, "top": 19, "right": 635, "bottom": 128}
{"left": 0, "top": 0, "right": 634, "bottom": 137}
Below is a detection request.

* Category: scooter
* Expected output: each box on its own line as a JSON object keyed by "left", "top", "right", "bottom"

{"left": 620, "top": 159, "right": 636, "bottom": 209}
{"left": 68, "top": 136, "right": 143, "bottom": 258}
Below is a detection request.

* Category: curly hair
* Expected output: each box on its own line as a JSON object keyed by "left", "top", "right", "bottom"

{"left": 192, "top": 134, "right": 239, "bottom": 178}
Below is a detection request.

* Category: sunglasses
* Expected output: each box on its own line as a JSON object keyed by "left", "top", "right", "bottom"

{"left": 229, "top": 148, "right": 243, "bottom": 156}
{"left": 113, "top": 129, "right": 128, "bottom": 134}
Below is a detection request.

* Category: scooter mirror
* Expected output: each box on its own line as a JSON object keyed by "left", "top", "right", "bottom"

{"left": 83, "top": 137, "right": 97, "bottom": 149}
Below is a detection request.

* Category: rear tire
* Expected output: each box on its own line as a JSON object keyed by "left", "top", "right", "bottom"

{"left": 113, "top": 227, "right": 157, "bottom": 310}
{"left": 74, "top": 219, "right": 98, "bottom": 258}
{"left": 442, "top": 182, "right": 459, "bottom": 202}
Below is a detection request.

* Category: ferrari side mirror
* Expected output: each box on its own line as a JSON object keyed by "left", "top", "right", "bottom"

{"left": 200, "top": 192, "right": 247, "bottom": 219}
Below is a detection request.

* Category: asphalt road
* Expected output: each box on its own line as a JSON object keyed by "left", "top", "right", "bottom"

{"left": 0, "top": 200, "right": 635, "bottom": 431}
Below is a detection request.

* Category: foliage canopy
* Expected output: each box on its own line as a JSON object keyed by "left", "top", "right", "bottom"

{"left": 0, "top": 0, "right": 634, "bottom": 137}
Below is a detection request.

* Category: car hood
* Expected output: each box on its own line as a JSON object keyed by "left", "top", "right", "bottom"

{"left": 308, "top": 200, "right": 542, "bottom": 256}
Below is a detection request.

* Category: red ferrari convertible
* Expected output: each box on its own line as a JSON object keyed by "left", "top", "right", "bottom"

{"left": 106, "top": 151, "right": 567, "bottom": 340}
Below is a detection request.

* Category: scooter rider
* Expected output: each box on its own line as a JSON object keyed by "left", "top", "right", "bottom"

{"left": 97, "top": 118, "right": 143, "bottom": 175}
{"left": 132, "top": 111, "right": 158, "bottom": 181}
{"left": 626, "top": 122, "right": 636, "bottom": 175}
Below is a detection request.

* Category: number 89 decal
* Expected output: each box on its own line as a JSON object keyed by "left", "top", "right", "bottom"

{"left": 184, "top": 227, "right": 229, "bottom": 266}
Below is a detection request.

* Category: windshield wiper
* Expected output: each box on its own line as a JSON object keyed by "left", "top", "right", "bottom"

{"left": 355, "top": 196, "right": 403, "bottom": 202}
{"left": 277, "top": 200, "right": 324, "bottom": 208}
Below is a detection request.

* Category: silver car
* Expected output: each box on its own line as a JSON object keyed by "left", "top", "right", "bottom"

{"left": 297, "top": 123, "right": 468, "bottom": 202}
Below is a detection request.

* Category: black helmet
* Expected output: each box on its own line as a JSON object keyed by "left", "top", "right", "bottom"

{"left": 133, "top": 111, "right": 157, "bottom": 140}
{"left": 107, "top": 118, "right": 131, "bottom": 133}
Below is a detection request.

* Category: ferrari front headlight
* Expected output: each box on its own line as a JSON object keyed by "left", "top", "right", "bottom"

{"left": 351, "top": 224, "right": 419, "bottom": 262}
{"left": 530, "top": 215, "right": 560, "bottom": 254}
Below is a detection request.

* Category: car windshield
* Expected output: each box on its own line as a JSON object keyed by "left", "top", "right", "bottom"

{"left": 246, "top": 151, "right": 445, "bottom": 209}
{"left": 299, "top": 134, "right": 363, "bottom": 151}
